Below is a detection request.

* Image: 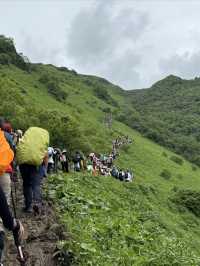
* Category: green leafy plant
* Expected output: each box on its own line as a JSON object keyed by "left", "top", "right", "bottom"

{"left": 160, "top": 169, "right": 172, "bottom": 180}
{"left": 170, "top": 155, "right": 184, "bottom": 165}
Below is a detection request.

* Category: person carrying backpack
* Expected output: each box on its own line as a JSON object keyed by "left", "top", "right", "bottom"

{"left": 60, "top": 149, "right": 69, "bottom": 173}
{"left": 0, "top": 118, "right": 15, "bottom": 152}
{"left": 0, "top": 121, "right": 21, "bottom": 264}
{"left": 0, "top": 124, "right": 14, "bottom": 205}
{"left": 47, "top": 146, "right": 54, "bottom": 174}
{"left": 107, "top": 155, "right": 113, "bottom": 168}
{"left": 73, "top": 151, "right": 83, "bottom": 172}
{"left": 53, "top": 148, "right": 61, "bottom": 173}
{"left": 125, "top": 170, "right": 134, "bottom": 182}
{"left": 118, "top": 169, "right": 125, "bottom": 181}
{"left": 16, "top": 127, "right": 49, "bottom": 214}
{"left": 111, "top": 166, "right": 119, "bottom": 179}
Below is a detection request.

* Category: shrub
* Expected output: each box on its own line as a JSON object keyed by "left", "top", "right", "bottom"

{"left": 192, "top": 165, "right": 197, "bottom": 171}
{"left": 20, "top": 88, "right": 27, "bottom": 94}
{"left": 0, "top": 53, "right": 11, "bottom": 64}
{"left": 171, "top": 189, "right": 200, "bottom": 216}
{"left": 170, "top": 156, "right": 183, "bottom": 165}
{"left": 101, "top": 107, "right": 111, "bottom": 113}
{"left": 176, "top": 174, "right": 183, "bottom": 179}
{"left": 94, "top": 86, "right": 118, "bottom": 107}
{"left": 47, "top": 81, "right": 68, "bottom": 102}
{"left": 160, "top": 169, "right": 172, "bottom": 180}
{"left": 162, "top": 152, "right": 168, "bottom": 157}
{"left": 39, "top": 74, "right": 68, "bottom": 102}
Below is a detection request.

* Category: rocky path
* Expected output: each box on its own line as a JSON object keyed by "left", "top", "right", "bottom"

{"left": 4, "top": 179, "right": 60, "bottom": 266}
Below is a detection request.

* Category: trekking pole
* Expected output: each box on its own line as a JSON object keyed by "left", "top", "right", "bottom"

{"left": 11, "top": 175, "right": 27, "bottom": 266}
{"left": 13, "top": 225, "right": 27, "bottom": 266}
{"left": 11, "top": 182, "right": 17, "bottom": 219}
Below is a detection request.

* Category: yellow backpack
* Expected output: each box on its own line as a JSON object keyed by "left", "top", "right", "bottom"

{"left": 16, "top": 127, "right": 49, "bottom": 166}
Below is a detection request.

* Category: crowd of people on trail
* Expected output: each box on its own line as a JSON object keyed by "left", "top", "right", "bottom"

{"left": 46, "top": 135, "right": 134, "bottom": 182}
{"left": 0, "top": 116, "right": 134, "bottom": 265}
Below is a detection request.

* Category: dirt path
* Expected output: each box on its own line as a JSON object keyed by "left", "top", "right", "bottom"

{"left": 4, "top": 179, "right": 60, "bottom": 266}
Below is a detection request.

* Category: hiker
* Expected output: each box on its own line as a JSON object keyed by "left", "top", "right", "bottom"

{"left": 53, "top": 148, "right": 61, "bottom": 173}
{"left": 60, "top": 149, "right": 69, "bottom": 173}
{"left": 0, "top": 186, "right": 24, "bottom": 264}
{"left": 0, "top": 121, "right": 14, "bottom": 204}
{"left": 107, "top": 155, "right": 113, "bottom": 168}
{"left": 87, "top": 156, "right": 93, "bottom": 173}
{"left": 13, "top": 129, "right": 23, "bottom": 147}
{"left": 0, "top": 125, "right": 15, "bottom": 264}
{"left": 0, "top": 119, "right": 15, "bottom": 151}
{"left": 17, "top": 127, "right": 49, "bottom": 213}
{"left": 118, "top": 169, "right": 125, "bottom": 181}
{"left": 47, "top": 146, "right": 54, "bottom": 174}
{"left": 73, "top": 151, "right": 83, "bottom": 172}
{"left": 111, "top": 166, "right": 119, "bottom": 179}
{"left": 125, "top": 170, "right": 134, "bottom": 182}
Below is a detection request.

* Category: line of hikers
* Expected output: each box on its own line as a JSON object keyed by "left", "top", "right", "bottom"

{"left": 47, "top": 135, "right": 134, "bottom": 182}
{"left": 0, "top": 117, "right": 133, "bottom": 265}
{"left": 0, "top": 119, "right": 51, "bottom": 264}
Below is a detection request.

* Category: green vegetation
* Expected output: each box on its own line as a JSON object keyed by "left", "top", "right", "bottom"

{"left": 1, "top": 35, "right": 200, "bottom": 265}
{"left": 160, "top": 169, "right": 172, "bottom": 180}
{"left": 46, "top": 129, "right": 200, "bottom": 265}
{"left": 0, "top": 35, "right": 28, "bottom": 71}
{"left": 170, "top": 156, "right": 184, "bottom": 165}
{"left": 126, "top": 75, "right": 200, "bottom": 166}
{"left": 171, "top": 189, "right": 200, "bottom": 217}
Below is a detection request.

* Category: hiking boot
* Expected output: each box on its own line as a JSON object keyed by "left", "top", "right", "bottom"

{"left": 33, "top": 204, "right": 40, "bottom": 216}
{"left": 23, "top": 206, "right": 32, "bottom": 213}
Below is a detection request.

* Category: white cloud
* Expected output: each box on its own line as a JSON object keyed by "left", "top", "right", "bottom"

{"left": 66, "top": 2, "right": 150, "bottom": 89}
{"left": 1, "top": 0, "right": 200, "bottom": 89}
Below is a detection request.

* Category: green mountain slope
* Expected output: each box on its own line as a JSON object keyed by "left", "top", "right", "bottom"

{"left": 1, "top": 36, "right": 200, "bottom": 265}
{"left": 127, "top": 75, "right": 200, "bottom": 166}
{"left": 48, "top": 128, "right": 200, "bottom": 265}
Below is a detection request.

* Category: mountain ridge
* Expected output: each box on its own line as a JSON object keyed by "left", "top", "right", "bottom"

{"left": 1, "top": 35, "right": 200, "bottom": 265}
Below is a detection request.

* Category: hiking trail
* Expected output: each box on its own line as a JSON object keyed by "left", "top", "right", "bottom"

{"left": 4, "top": 179, "right": 59, "bottom": 266}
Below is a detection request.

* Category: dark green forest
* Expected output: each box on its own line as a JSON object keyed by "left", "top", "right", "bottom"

{"left": 123, "top": 75, "right": 200, "bottom": 166}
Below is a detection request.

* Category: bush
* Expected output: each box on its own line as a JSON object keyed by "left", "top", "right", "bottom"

{"left": 162, "top": 152, "right": 168, "bottom": 157}
{"left": 94, "top": 86, "right": 118, "bottom": 107}
{"left": 0, "top": 53, "right": 11, "bottom": 64}
{"left": 171, "top": 189, "right": 200, "bottom": 216}
{"left": 192, "top": 165, "right": 198, "bottom": 171}
{"left": 47, "top": 81, "right": 68, "bottom": 102}
{"left": 176, "top": 174, "right": 183, "bottom": 179}
{"left": 100, "top": 107, "right": 111, "bottom": 113}
{"left": 39, "top": 74, "right": 68, "bottom": 102}
{"left": 160, "top": 169, "right": 172, "bottom": 180}
{"left": 170, "top": 156, "right": 183, "bottom": 165}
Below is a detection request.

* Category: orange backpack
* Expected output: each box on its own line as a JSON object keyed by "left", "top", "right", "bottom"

{"left": 0, "top": 129, "right": 14, "bottom": 176}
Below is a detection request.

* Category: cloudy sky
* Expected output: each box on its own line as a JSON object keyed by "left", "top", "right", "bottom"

{"left": 1, "top": 0, "right": 200, "bottom": 89}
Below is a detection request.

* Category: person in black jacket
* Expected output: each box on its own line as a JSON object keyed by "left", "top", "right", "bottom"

{"left": 0, "top": 186, "right": 24, "bottom": 264}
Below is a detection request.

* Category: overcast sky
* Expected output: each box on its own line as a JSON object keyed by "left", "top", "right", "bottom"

{"left": 1, "top": 0, "right": 200, "bottom": 89}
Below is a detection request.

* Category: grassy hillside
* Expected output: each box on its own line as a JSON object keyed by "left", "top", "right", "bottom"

{"left": 127, "top": 75, "right": 200, "bottom": 166}
{"left": 47, "top": 126, "right": 200, "bottom": 265}
{"left": 1, "top": 36, "right": 200, "bottom": 265}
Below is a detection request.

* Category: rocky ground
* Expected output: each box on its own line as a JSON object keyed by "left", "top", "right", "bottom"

{"left": 4, "top": 179, "right": 61, "bottom": 266}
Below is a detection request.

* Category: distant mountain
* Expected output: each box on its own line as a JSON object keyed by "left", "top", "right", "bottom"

{"left": 126, "top": 74, "right": 200, "bottom": 165}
